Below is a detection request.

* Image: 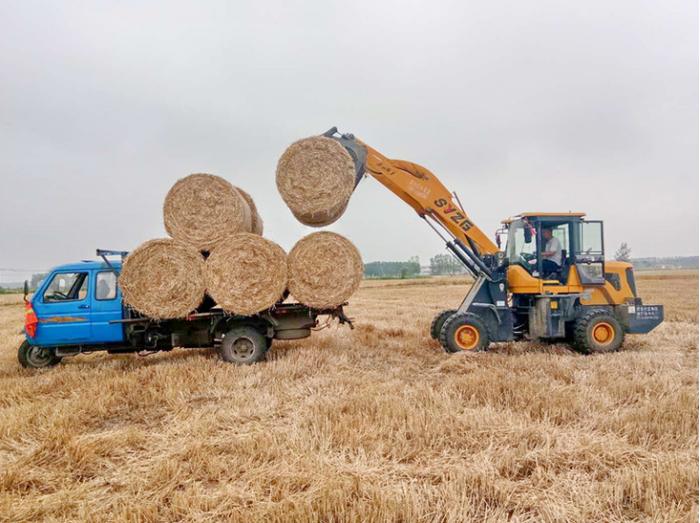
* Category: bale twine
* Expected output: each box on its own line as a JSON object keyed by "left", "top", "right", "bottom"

{"left": 287, "top": 231, "right": 363, "bottom": 308}
{"left": 204, "top": 233, "right": 287, "bottom": 315}
{"left": 238, "top": 188, "right": 264, "bottom": 236}
{"left": 276, "top": 136, "right": 356, "bottom": 227}
{"left": 119, "top": 238, "right": 206, "bottom": 319}
{"left": 163, "top": 173, "right": 252, "bottom": 251}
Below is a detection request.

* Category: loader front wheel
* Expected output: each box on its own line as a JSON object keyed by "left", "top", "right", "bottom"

{"left": 439, "top": 313, "right": 490, "bottom": 353}
{"left": 572, "top": 309, "right": 624, "bottom": 354}
{"left": 18, "top": 341, "right": 61, "bottom": 369}
{"left": 430, "top": 309, "right": 457, "bottom": 340}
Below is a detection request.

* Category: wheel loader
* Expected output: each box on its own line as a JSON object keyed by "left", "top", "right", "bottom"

{"left": 324, "top": 127, "right": 663, "bottom": 353}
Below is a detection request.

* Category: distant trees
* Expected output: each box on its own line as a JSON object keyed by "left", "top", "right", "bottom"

{"left": 430, "top": 254, "right": 465, "bottom": 275}
{"left": 364, "top": 256, "right": 420, "bottom": 279}
{"left": 615, "top": 242, "right": 632, "bottom": 262}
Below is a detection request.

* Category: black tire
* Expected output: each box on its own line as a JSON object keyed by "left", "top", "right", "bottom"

{"left": 218, "top": 326, "right": 268, "bottom": 365}
{"left": 17, "top": 341, "right": 61, "bottom": 369}
{"left": 430, "top": 309, "right": 457, "bottom": 340}
{"left": 439, "top": 313, "right": 490, "bottom": 353}
{"left": 572, "top": 309, "right": 624, "bottom": 354}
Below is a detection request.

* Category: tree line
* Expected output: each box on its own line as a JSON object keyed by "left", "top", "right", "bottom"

{"left": 363, "top": 254, "right": 469, "bottom": 278}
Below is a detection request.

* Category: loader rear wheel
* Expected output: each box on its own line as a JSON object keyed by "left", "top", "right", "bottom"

{"left": 18, "top": 341, "right": 61, "bottom": 369}
{"left": 572, "top": 309, "right": 624, "bottom": 354}
{"left": 439, "top": 313, "right": 490, "bottom": 353}
{"left": 219, "top": 326, "right": 267, "bottom": 365}
{"left": 430, "top": 309, "right": 457, "bottom": 340}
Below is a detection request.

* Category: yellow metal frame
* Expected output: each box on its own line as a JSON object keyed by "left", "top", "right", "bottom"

{"left": 506, "top": 261, "right": 635, "bottom": 305}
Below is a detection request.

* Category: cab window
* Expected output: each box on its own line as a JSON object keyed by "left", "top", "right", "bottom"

{"left": 507, "top": 220, "right": 537, "bottom": 268}
{"left": 95, "top": 271, "right": 117, "bottom": 300}
{"left": 577, "top": 221, "right": 603, "bottom": 256}
{"left": 43, "top": 272, "right": 89, "bottom": 302}
{"left": 575, "top": 221, "right": 605, "bottom": 284}
{"left": 541, "top": 223, "right": 569, "bottom": 259}
{"left": 551, "top": 224, "right": 568, "bottom": 254}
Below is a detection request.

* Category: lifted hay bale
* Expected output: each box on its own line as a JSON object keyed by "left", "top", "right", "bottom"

{"left": 276, "top": 136, "right": 356, "bottom": 226}
{"left": 163, "top": 173, "right": 252, "bottom": 251}
{"left": 287, "top": 231, "right": 363, "bottom": 308}
{"left": 238, "top": 188, "right": 264, "bottom": 235}
{"left": 205, "top": 233, "right": 287, "bottom": 315}
{"left": 119, "top": 238, "right": 206, "bottom": 319}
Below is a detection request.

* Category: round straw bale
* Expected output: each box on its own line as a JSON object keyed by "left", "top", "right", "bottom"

{"left": 119, "top": 238, "right": 206, "bottom": 319}
{"left": 163, "top": 173, "right": 252, "bottom": 251}
{"left": 238, "top": 187, "right": 264, "bottom": 235}
{"left": 287, "top": 231, "right": 363, "bottom": 308}
{"left": 276, "top": 136, "right": 356, "bottom": 226}
{"left": 205, "top": 233, "right": 287, "bottom": 315}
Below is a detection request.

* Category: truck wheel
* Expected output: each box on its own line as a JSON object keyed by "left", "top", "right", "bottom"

{"left": 218, "top": 326, "right": 267, "bottom": 365}
{"left": 439, "top": 313, "right": 490, "bottom": 353}
{"left": 18, "top": 341, "right": 61, "bottom": 369}
{"left": 430, "top": 309, "right": 457, "bottom": 340}
{"left": 572, "top": 309, "right": 624, "bottom": 354}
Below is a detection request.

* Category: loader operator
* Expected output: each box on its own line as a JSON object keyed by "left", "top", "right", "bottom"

{"left": 541, "top": 227, "right": 562, "bottom": 275}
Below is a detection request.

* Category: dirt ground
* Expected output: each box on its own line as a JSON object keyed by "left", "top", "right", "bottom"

{"left": 0, "top": 272, "right": 697, "bottom": 522}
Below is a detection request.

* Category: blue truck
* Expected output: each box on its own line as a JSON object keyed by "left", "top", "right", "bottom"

{"left": 19, "top": 250, "right": 350, "bottom": 369}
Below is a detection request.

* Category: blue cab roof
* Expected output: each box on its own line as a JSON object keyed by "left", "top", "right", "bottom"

{"left": 51, "top": 259, "right": 123, "bottom": 272}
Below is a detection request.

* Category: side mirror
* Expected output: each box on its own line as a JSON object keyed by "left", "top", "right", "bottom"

{"left": 23, "top": 280, "right": 29, "bottom": 302}
{"left": 524, "top": 226, "right": 532, "bottom": 244}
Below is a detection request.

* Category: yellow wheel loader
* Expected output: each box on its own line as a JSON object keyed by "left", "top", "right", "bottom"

{"left": 324, "top": 127, "right": 663, "bottom": 353}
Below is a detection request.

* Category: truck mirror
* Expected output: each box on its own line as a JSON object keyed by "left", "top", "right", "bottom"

{"left": 524, "top": 226, "right": 532, "bottom": 244}
{"left": 23, "top": 280, "right": 29, "bottom": 299}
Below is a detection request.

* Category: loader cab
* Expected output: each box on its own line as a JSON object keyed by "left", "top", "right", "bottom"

{"left": 504, "top": 213, "right": 606, "bottom": 287}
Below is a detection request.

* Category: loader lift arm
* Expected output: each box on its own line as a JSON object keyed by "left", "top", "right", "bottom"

{"left": 324, "top": 128, "right": 500, "bottom": 280}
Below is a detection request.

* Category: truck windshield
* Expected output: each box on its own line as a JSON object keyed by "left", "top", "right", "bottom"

{"left": 506, "top": 220, "right": 536, "bottom": 268}
{"left": 43, "top": 272, "right": 89, "bottom": 302}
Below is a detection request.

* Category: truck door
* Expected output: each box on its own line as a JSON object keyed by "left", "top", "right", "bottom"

{"left": 33, "top": 271, "right": 92, "bottom": 344}
{"left": 90, "top": 270, "right": 124, "bottom": 343}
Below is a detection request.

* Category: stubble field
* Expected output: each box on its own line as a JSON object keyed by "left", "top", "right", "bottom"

{"left": 0, "top": 271, "right": 697, "bottom": 522}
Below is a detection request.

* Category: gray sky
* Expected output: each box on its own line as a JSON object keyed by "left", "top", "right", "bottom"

{"left": 1, "top": 0, "right": 697, "bottom": 277}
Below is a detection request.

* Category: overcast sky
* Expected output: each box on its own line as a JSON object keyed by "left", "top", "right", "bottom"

{"left": 1, "top": 0, "right": 697, "bottom": 278}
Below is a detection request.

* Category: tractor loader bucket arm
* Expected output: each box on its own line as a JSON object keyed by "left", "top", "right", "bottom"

{"left": 324, "top": 128, "right": 499, "bottom": 279}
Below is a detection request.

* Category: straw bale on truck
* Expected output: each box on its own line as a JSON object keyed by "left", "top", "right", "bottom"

{"left": 118, "top": 238, "right": 206, "bottom": 319}
{"left": 287, "top": 231, "right": 363, "bottom": 309}
{"left": 164, "top": 173, "right": 253, "bottom": 251}
{"left": 204, "top": 233, "right": 287, "bottom": 315}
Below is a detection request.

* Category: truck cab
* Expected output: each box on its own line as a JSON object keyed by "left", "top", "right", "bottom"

{"left": 27, "top": 260, "right": 125, "bottom": 348}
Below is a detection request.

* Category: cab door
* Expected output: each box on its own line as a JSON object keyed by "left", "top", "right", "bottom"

{"left": 575, "top": 220, "right": 606, "bottom": 284}
{"left": 32, "top": 271, "right": 92, "bottom": 344}
{"left": 90, "top": 270, "right": 124, "bottom": 343}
